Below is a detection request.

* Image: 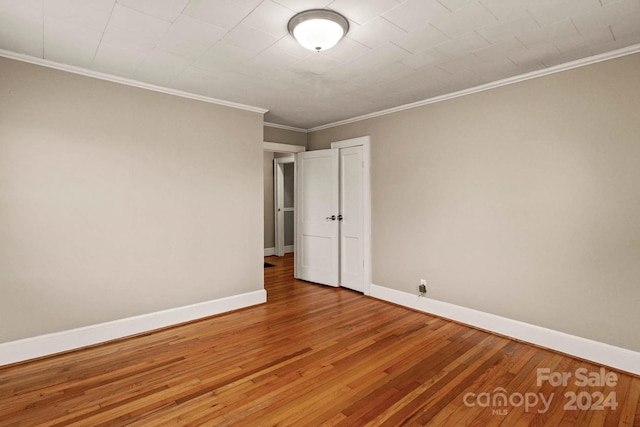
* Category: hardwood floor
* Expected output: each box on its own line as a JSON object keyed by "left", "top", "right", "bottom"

{"left": 1, "top": 253, "right": 638, "bottom": 426}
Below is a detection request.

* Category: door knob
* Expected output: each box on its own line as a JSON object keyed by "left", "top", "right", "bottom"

{"left": 326, "top": 215, "right": 336, "bottom": 221}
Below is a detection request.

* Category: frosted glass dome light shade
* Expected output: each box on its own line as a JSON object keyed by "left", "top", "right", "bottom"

{"left": 288, "top": 10, "right": 349, "bottom": 52}
{"left": 293, "top": 19, "right": 344, "bottom": 51}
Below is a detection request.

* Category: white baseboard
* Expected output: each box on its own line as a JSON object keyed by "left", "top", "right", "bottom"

{"left": 264, "top": 246, "right": 294, "bottom": 257}
{"left": 0, "top": 290, "right": 267, "bottom": 367}
{"left": 370, "top": 284, "right": 640, "bottom": 376}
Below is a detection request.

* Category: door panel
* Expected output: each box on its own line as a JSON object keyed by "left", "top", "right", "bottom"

{"left": 274, "top": 159, "right": 284, "bottom": 256}
{"left": 339, "top": 146, "right": 364, "bottom": 292}
{"left": 296, "top": 149, "right": 339, "bottom": 286}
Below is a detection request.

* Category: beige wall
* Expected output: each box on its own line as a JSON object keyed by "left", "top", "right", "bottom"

{"left": 308, "top": 53, "right": 640, "bottom": 352}
{"left": 264, "top": 126, "right": 307, "bottom": 146}
{"left": 263, "top": 126, "right": 306, "bottom": 250}
{"left": 0, "top": 57, "right": 264, "bottom": 343}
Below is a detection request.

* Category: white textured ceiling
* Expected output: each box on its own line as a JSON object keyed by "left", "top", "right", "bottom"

{"left": 1, "top": 0, "right": 639, "bottom": 129}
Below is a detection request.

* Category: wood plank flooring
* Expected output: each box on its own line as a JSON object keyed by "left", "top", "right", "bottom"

{"left": 1, "top": 253, "right": 638, "bottom": 426}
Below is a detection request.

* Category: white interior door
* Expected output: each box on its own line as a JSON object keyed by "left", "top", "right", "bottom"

{"left": 339, "top": 146, "right": 364, "bottom": 292}
{"left": 274, "top": 157, "right": 295, "bottom": 257}
{"left": 296, "top": 149, "right": 339, "bottom": 286}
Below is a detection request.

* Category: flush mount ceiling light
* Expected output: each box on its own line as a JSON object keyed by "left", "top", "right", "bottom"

{"left": 288, "top": 9, "right": 349, "bottom": 52}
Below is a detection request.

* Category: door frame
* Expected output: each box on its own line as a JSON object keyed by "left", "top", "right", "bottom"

{"left": 331, "top": 136, "right": 372, "bottom": 296}
{"left": 274, "top": 155, "right": 295, "bottom": 257}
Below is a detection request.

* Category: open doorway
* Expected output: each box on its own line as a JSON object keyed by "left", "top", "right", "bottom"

{"left": 263, "top": 142, "right": 305, "bottom": 276}
{"left": 263, "top": 138, "right": 371, "bottom": 294}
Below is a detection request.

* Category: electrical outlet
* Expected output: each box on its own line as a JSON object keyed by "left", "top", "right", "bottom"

{"left": 419, "top": 279, "right": 427, "bottom": 295}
